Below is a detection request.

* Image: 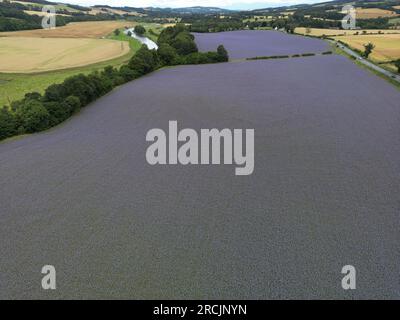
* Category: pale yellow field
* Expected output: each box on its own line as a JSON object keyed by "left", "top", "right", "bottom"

{"left": 89, "top": 7, "right": 143, "bottom": 16}
{"left": 295, "top": 27, "right": 400, "bottom": 36}
{"left": 11, "top": 1, "right": 42, "bottom": 7}
{"left": 23, "top": 10, "right": 70, "bottom": 17}
{"left": 354, "top": 8, "right": 399, "bottom": 19}
{"left": 333, "top": 34, "right": 400, "bottom": 62}
{"left": 0, "top": 37, "right": 129, "bottom": 73}
{"left": 0, "top": 21, "right": 133, "bottom": 38}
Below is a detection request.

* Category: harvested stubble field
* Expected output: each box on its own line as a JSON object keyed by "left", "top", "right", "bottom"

{"left": 0, "top": 21, "right": 164, "bottom": 106}
{"left": 1, "top": 53, "right": 399, "bottom": 299}
{"left": 353, "top": 7, "right": 399, "bottom": 19}
{"left": 0, "top": 37, "right": 130, "bottom": 73}
{"left": 0, "top": 21, "right": 132, "bottom": 38}
{"left": 334, "top": 33, "right": 400, "bottom": 62}
{"left": 193, "top": 30, "right": 329, "bottom": 59}
{"left": 0, "top": 21, "right": 139, "bottom": 105}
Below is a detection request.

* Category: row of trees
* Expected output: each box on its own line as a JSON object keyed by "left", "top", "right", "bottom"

{"left": 180, "top": 15, "right": 244, "bottom": 33}
{"left": 0, "top": 24, "right": 229, "bottom": 141}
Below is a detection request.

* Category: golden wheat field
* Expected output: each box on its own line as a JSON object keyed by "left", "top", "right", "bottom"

{"left": 0, "top": 37, "right": 130, "bottom": 73}
{"left": 0, "top": 21, "right": 133, "bottom": 38}
{"left": 295, "top": 27, "right": 400, "bottom": 36}
{"left": 333, "top": 34, "right": 400, "bottom": 62}
{"left": 354, "top": 8, "right": 399, "bottom": 19}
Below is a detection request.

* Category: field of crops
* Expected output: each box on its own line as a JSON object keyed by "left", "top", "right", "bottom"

{"left": 354, "top": 7, "right": 399, "bottom": 19}
{"left": 1, "top": 54, "right": 400, "bottom": 299}
{"left": 0, "top": 21, "right": 165, "bottom": 106}
{"left": 0, "top": 20, "right": 132, "bottom": 38}
{"left": 193, "top": 30, "right": 329, "bottom": 59}
{"left": 0, "top": 21, "right": 136, "bottom": 106}
{"left": 295, "top": 27, "right": 400, "bottom": 37}
{"left": 0, "top": 37, "right": 129, "bottom": 73}
{"left": 334, "top": 33, "right": 400, "bottom": 62}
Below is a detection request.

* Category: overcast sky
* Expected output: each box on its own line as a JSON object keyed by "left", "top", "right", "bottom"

{"left": 54, "top": 0, "right": 328, "bottom": 10}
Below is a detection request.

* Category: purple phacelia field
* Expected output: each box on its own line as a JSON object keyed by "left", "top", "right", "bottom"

{"left": 1, "top": 48, "right": 399, "bottom": 299}
{"left": 193, "top": 30, "right": 330, "bottom": 59}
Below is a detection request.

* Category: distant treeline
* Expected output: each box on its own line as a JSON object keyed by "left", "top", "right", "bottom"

{"left": 0, "top": 24, "right": 228, "bottom": 141}
{"left": 0, "top": 1, "right": 118, "bottom": 32}
{"left": 181, "top": 15, "right": 244, "bottom": 32}
{"left": 247, "top": 15, "right": 393, "bottom": 32}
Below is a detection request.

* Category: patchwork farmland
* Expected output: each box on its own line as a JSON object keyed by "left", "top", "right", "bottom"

{"left": 1, "top": 31, "right": 399, "bottom": 299}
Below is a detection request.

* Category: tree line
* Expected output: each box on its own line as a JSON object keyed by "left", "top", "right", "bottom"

{"left": 0, "top": 1, "right": 120, "bottom": 32}
{"left": 0, "top": 24, "right": 228, "bottom": 141}
{"left": 180, "top": 15, "right": 244, "bottom": 33}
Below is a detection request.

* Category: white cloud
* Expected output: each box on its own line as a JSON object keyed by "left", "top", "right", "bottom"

{"left": 54, "top": 0, "right": 325, "bottom": 10}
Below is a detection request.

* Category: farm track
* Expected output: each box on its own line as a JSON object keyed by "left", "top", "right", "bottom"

{"left": 1, "top": 38, "right": 400, "bottom": 298}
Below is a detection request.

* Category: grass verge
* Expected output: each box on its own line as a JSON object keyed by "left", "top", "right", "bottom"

{"left": 330, "top": 42, "right": 400, "bottom": 91}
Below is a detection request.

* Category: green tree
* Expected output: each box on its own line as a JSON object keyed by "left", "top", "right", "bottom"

{"left": 128, "top": 45, "right": 159, "bottom": 76}
{"left": 114, "top": 29, "right": 120, "bottom": 36}
{"left": 363, "top": 42, "right": 375, "bottom": 58}
{"left": 394, "top": 59, "right": 400, "bottom": 73}
{"left": 170, "top": 32, "right": 198, "bottom": 55}
{"left": 119, "top": 64, "right": 136, "bottom": 81}
{"left": 0, "top": 107, "right": 17, "bottom": 140}
{"left": 158, "top": 43, "right": 178, "bottom": 65}
{"left": 217, "top": 45, "right": 229, "bottom": 62}
{"left": 15, "top": 100, "right": 50, "bottom": 133}
{"left": 65, "top": 96, "right": 81, "bottom": 113}
{"left": 134, "top": 25, "right": 146, "bottom": 36}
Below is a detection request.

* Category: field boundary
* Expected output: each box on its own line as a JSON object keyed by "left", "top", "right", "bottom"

{"left": 244, "top": 51, "right": 332, "bottom": 61}
{"left": 329, "top": 42, "right": 400, "bottom": 90}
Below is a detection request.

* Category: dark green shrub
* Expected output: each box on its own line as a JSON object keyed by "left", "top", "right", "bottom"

{"left": 158, "top": 43, "right": 179, "bottom": 65}
{"left": 134, "top": 25, "right": 146, "bottom": 36}
{"left": 119, "top": 65, "right": 137, "bottom": 82}
{"left": 15, "top": 99, "right": 50, "bottom": 133}
{"left": 128, "top": 45, "right": 160, "bottom": 76}
{"left": 217, "top": 45, "right": 229, "bottom": 62}
{"left": 0, "top": 107, "right": 17, "bottom": 140}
